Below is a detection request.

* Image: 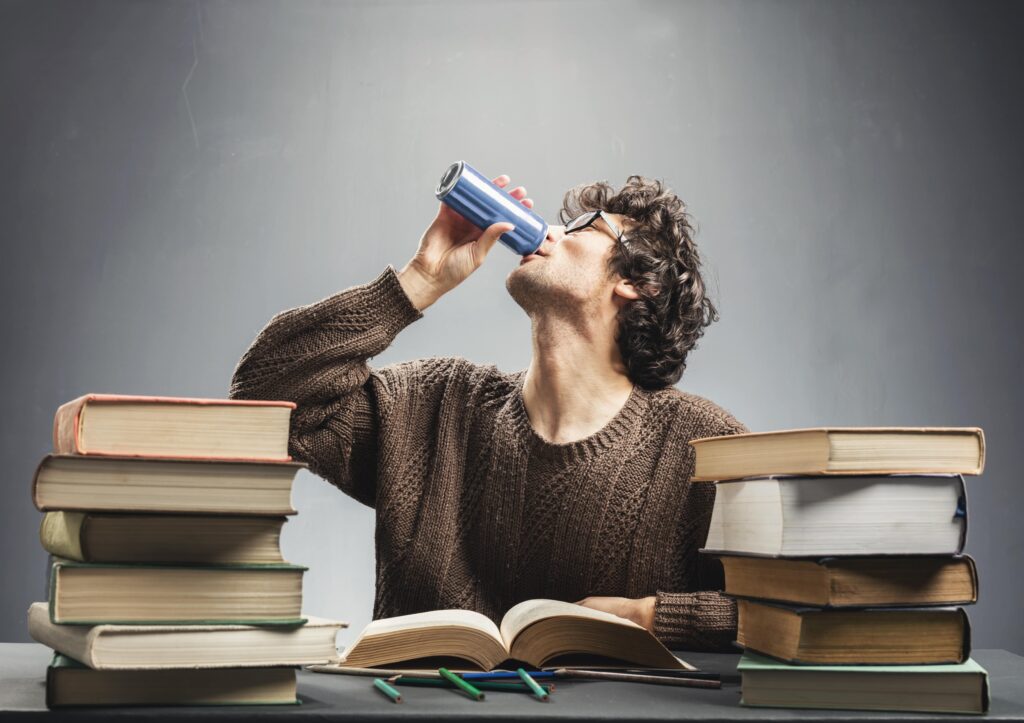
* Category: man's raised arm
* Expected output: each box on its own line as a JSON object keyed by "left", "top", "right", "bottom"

{"left": 228, "top": 267, "right": 424, "bottom": 507}
{"left": 228, "top": 173, "right": 529, "bottom": 506}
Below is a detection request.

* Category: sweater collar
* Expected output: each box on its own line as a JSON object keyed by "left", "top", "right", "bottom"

{"left": 509, "top": 370, "right": 648, "bottom": 463}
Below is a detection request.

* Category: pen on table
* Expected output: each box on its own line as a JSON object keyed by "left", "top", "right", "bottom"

{"left": 373, "top": 678, "right": 403, "bottom": 704}
{"left": 517, "top": 667, "right": 550, "bottom": 701}
{"left": 552, "top": 668, "right": 722, "bottom": 689}
{"left": 618, "top": 668, "right": 721, "bottom": 681}
{"left": 546, "top": 667, "right": 720, "bottom": 681}
{"left": 439, "top": 667, "right": 485, "bottom": 700}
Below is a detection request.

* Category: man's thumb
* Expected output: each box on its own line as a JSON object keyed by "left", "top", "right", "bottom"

{"left": 475, "top": 222, "right": 515, "bottom": 263}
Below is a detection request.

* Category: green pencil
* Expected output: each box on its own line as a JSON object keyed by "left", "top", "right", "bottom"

{"left": 373, "top": 677, "right": 403, "bottom": 704}
{"left": 438, "top": 667, "right": 485, "bottom": 700}
{"left": 518, "top": 667, "right": 549, "bottom": 701}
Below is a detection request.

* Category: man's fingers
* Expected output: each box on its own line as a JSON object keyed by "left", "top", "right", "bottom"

{"left": 473, "top": 222, "right": 515, "bottom": 265}
{"left": 490, "top": 177, "right": 532, "bottom": 208}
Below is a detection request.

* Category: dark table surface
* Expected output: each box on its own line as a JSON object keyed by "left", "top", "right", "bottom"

{"left": 2, "top": 643, "right": 1023, "bottom": 722}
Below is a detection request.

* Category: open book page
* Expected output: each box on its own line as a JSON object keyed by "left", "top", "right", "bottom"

{"left": 339, "top": 609, "right": 509, "bottom": 670}
{"left": 500, "top": 599, "right": 694, "bottom": 671}
{"left": 346, "top": 609, "right": 503, "bottom": 650}
{"left": 499, "top": 599, "right": 640, "bottom": 647}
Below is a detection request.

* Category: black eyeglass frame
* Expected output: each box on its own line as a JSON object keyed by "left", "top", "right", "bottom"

{"left": 563, "top": 210, "right": 630, "bottom": 248}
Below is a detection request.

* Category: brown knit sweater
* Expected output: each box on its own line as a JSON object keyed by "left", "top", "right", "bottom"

{"left": 229, "top": 266, "right": 748, "bottom": 651}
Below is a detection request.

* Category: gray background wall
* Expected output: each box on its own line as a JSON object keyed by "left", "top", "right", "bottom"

{"left": 2, "top": 0, "right": 1021, "bottom": 651}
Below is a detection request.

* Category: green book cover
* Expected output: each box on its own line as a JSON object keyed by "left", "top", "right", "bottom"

{"left": 738, "top": 651, "right": 990, "bottom": 714}
{"left": 50, "top": 652, "right": 86, "bottom": 669}
{"left": 738, "top": 650, "right": 988, "bottom": 674}
{"left": 46, "top": 653, "right": 300, "bottom": 707}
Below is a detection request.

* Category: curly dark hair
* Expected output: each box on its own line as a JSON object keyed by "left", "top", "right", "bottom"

{"left": 559, "top": 176, "right": 718, "bottom": 390}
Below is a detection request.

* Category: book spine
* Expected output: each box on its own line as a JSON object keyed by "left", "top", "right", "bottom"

{"left": 31, "top": 455, "right": 51, "bottom": 511}
{"left": 53, "top": 396, "right": 89, "bottom": 455}
{"left": 960, "top": 607, "right": 972, "bottom": 661}
{"left": 956, "top": 474, "right": 968, "bottom": 555}
{"left": 39, "top": 512, "right": 87, "bottom": 562}
{"left": 45, "top": 664, "right": 55, "bottom": 709}
{"left": 28, "top": 603, "right": 97, "bottom": 668}
{"left": 48, "top": 563, "right": 60, "bottom": 623}
{"left": 965, "top": 555, "right": 980, "bottom": 603}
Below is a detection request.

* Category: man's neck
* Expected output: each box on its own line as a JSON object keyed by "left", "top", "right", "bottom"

{"left": 522, "top": 314, "right": 635, "bottom": 445}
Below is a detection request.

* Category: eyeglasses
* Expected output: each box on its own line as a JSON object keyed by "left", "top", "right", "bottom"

{"left": 563, "top": 210, "right": 630, "bottom": 248}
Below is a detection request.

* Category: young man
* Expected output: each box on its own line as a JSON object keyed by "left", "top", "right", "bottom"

{"left": 229, "top": 173, "right": 746, "bottom": 651}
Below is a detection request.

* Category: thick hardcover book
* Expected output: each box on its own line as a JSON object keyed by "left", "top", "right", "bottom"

{"left": 736, "top": 599, "right": 971, "bottom": 665}
{"left": 690, "top": 427, "right": 985, "bottom": 481}
{"left": 46, "top": 654, "right": 298, "bottom": 708}
{"left": 702, "top": 474, "right": 967, "bottom": 557}
{"left": 29, "top": 603, "right": 344, "bottom": 669}
{"left": 32, "top": 455, "right": 302, "bottom": 515}
{"left": 40, "top": 511, "right": 288, "bottom": 564}
{"left": 716, "top": 554, "right": 978, "bottom": 608}
{"left": 338, "top": 599, "right": 692, "bottom": 671}
{"left": 53, "top": 393, "right": 296, "bottom": 461}
{"left": 48, "top": 559, "right": 306, "bottom": 625}
{"left": 738, "top": 651, "right": 989, "bottom": 714}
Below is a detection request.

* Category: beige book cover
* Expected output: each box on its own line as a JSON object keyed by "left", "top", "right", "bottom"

{"left": 690, "top": 427, "right": 985, "bottom": 481}
{"left": 29, "top": 602, "right": 345, "bottom": 669}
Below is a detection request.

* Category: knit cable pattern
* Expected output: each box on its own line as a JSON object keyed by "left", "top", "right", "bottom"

{"left": 229, "top": 266, "right": 748, "bottom": 651}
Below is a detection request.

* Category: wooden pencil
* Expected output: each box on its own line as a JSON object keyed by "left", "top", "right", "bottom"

{"left": 552, "top": 668, "right": 721, "bottom": 688}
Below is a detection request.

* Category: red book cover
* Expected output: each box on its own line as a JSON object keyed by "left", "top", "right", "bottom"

{"left": 52, "top": 394, "right": 297, "bottom": 462}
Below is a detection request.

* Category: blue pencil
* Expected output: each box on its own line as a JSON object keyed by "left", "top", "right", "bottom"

{"left": 461, "top": 670, "right": 556, "bottom": 681}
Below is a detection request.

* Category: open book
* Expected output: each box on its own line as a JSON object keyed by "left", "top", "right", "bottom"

{"left": 338, "top": 599, "right": 692, "bottom": 671}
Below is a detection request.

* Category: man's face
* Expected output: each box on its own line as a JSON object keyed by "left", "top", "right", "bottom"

{"left": 505, "top": 211, "right": 633, "bottom": 318}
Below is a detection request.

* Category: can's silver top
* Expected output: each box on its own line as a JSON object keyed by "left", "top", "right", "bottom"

{"left": 435, "top": 160, "right": 464, "bottom": 199}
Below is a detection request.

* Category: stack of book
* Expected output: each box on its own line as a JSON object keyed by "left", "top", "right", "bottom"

{"left": 27, "top": 393, "right": 347, "bottom": 708}
{"left": 692, "top": 426, "right": 990, "bottom": 715}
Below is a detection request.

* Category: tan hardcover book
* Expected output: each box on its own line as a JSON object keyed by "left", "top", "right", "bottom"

{"left": 690, "top": 427, "right": 985, "bottom": 481}
{"left": 29, "top": 603, "right": 344, "bottom": 669}
{"left": 48, "top": 559, "right": 306, "bottom": 625}
{"left": 46, "top": 654, "right": 297, "bottom": 707}
{"left": 737, "top": 599, "right": 970, "bottom": 665}
{"left": 32, "top": 455, "right": 302, "bottom": 515}
{"left": 40, "top": 511, "right": 287, "bottom": 564}
{"left": 338, "top": 599, "right": 692, "bottom": 671}
{"left": 53, "top": 394, "right": 296, "bottom": 461}
{"left": 718, "top": 555, "right": 978, "bottom": 608}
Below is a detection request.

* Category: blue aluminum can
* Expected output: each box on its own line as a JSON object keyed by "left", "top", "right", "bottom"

{"left": 435, "top": 161, "right": 547, "bottom": 256}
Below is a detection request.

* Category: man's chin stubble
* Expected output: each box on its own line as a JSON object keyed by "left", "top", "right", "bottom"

{"left": 506, "top": 265, "right": 583, "bottom": 318}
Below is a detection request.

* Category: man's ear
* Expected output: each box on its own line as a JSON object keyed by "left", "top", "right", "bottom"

{"left": 613, "top": 278, "right": 642, "bottom": 301}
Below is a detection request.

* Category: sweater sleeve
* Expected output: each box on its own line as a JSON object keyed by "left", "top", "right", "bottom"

{"left": 652, "top": 481, "right": 738, "bottom": 652}
{"left": 227, "top": 266, "right": 423, "bottom": 507}
{"left": 652, "top": 410, "right": 748, "bottom": 652}
{"left": 653, "top": 565, "right": 738, "bottom": 652}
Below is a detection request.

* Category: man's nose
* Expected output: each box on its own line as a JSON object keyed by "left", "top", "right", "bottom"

{"left": 535, "top": 226, "right": 564, "bottom": 255}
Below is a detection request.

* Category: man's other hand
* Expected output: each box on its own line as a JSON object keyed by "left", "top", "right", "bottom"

{"left": 574, "top": 595, "right": 657, "bottom": 632}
